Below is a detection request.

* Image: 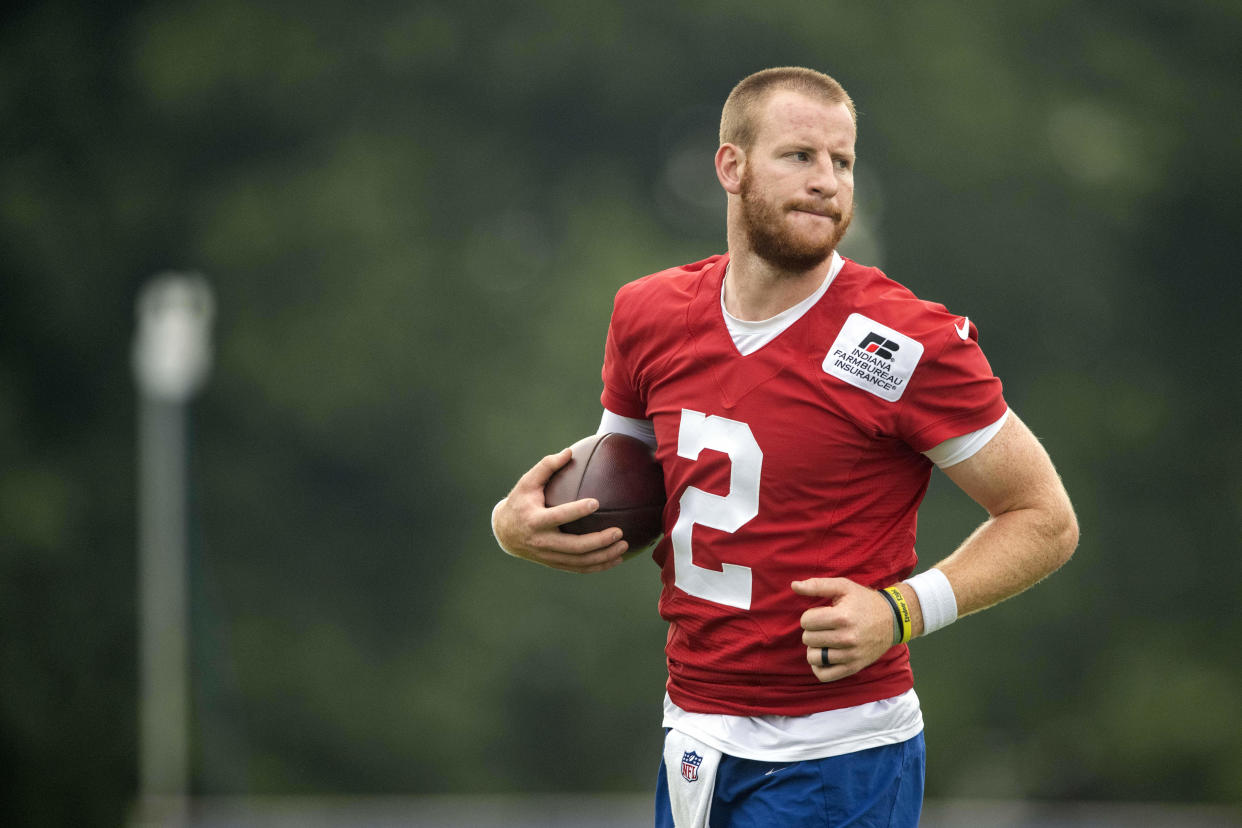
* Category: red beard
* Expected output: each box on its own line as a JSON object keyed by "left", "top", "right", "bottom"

{"left": 739, "top": 168, "right": 853, "bottom": 272}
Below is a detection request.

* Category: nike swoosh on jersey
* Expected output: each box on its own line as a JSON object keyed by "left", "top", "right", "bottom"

{"left": 955, "top": 317, "right": 970, "bottom": 340}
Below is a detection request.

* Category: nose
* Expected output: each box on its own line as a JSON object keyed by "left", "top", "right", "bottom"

{"left": 807, "top": 159, "right": 839, "bottom": 198}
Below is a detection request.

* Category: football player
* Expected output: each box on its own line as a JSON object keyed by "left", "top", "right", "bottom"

{"left": 493, "top": 66, "right": 1077, "bottom": 827}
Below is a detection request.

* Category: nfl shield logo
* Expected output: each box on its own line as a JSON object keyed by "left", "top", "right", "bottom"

{"left": 680, "top": 750, "right": 703, "bottom": 782}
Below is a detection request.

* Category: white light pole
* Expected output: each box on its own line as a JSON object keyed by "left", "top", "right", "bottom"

{"left": 132, "top": 273, "right": 215, "bottom": 827}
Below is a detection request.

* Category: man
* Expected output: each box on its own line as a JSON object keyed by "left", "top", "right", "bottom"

{"left": 492, "top": 67, "right": 1078, "bottom": 827}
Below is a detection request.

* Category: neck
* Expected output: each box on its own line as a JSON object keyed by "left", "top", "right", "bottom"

{"left": 723, "top": 247, "right": 836, "bottom": 322}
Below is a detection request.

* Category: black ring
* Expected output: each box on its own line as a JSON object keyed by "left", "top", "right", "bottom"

{"left": 821, "top": 647, "right": 831, "bottom": 668}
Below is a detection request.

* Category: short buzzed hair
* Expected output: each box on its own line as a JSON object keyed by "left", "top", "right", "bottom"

{"left": 719, "top": 67, "right": 857, "bottom": 150}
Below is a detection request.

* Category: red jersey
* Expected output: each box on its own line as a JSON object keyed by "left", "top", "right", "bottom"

{"left": 600, "top": 254, "right": 1007, "bottom": 716}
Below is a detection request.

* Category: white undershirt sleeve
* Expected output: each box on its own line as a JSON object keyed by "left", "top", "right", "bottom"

{"left": 921, "top": 408, "right": 1010, "bottom": 469}
{"left": 598, "top": 409, "right": 657, "bottom": 449}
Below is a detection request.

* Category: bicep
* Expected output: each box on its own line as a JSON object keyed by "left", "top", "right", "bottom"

{"left": 941, "top": 410, "right": 1070, "bottom": 518}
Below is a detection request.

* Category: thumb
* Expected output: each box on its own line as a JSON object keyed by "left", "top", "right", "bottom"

{"left": 520, "top": 447, "right": 574, "bottom": 490}
{"left": 790, "top": 577, "right": 854, "bottom": 601}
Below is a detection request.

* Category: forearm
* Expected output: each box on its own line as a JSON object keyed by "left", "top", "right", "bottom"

{"left": 931, "top": 503, "right": 1077, "bottom": 619}
{"left": 890, "top": 507, "right": 1076, "bottom": 642}
{"left": 895, "top": 411, "right": 1079, "bottom": 639}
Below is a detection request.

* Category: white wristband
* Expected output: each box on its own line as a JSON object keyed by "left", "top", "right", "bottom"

{"left": 905, "top": 568, "right": 958, "bottom": 635}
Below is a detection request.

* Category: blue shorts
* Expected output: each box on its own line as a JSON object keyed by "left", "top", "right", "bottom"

{"left": 655, "top": 732, "right": 925, "bottom": 827}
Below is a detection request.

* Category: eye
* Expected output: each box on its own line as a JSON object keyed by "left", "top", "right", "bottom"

{"left": 787, "top": 151, "right": 811, "bottom": 163}
{"left": 834, "top": 157, "right": 854, "bottom": 171}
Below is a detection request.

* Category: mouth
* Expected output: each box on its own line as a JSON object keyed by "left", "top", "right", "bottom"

{"left": 791, "top": 206, "right": 841, "bottom": 222}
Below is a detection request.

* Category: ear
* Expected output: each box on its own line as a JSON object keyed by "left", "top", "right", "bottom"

{"left": 715, "top": 143, "right": 744, "bottom": 195}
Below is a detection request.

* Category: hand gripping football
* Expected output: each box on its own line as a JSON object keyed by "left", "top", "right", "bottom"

{"left": 544, "top": 433, "right": 665, "bottom": 549}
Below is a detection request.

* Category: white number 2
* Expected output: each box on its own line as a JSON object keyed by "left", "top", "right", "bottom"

{"left": 670, "top": 409, "right": 762, "bottom": 610}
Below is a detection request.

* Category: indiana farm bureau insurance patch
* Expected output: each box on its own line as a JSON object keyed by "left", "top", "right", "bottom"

{"left": 822, "top": 313, "right": 924, "bottom": 402}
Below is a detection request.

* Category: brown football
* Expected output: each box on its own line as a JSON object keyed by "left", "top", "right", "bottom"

{"left": 544, "top": 432, "right": 665, "bottom": 549}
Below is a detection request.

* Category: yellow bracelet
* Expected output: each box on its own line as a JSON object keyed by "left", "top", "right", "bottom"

{"left": 883, "top": 586, "right": 913, "bottom": 644}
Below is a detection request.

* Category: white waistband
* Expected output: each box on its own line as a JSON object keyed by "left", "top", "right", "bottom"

{"left": 662, "top": 689, "right": 924, "bottom": 762}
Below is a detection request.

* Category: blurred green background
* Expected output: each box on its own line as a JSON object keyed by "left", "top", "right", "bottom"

{"left": 3, "top": 0, "right": 1240, "bottom": 824}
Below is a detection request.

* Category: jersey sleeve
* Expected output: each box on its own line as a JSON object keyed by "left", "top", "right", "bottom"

{"left": 599, "top": 286, "right": 647, "bottom": 419}
{"left": 898, "top": 317, "right": 1008, "bottom": 453}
